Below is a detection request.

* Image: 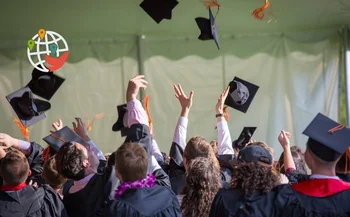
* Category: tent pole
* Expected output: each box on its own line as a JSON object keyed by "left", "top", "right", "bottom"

{"left": 136, "top": 35, "right": 145, "bottom": 100}
{"left": 344, "top": 28, "right": 350, "bottom": 125}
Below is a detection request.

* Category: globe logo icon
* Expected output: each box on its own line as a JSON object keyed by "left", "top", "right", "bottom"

{"left": 27, "top": 29, "right": 69, "bottom": 72}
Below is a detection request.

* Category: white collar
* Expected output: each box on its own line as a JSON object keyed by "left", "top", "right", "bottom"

{"left": 310, "top": 174, "right": 340, "bottom": 180}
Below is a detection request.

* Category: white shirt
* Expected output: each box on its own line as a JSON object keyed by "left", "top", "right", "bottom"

{"left": 216, "top": 120, "right": 235, "bottom": 155}
{"left": 310, "top": 174, "right": 340, "bottom": 180}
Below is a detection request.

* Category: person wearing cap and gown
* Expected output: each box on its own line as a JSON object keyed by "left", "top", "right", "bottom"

{"left": 106, "top": 75, "right": 177, "bottom": 216}
{"left": 209, "top": 143, "right": 283, "bottom": 217}
{"left": 0, "top": 149, "right": 68, "bottom": 217}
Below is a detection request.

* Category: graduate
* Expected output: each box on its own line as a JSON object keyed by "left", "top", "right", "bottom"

{"left": 270, "top": 113, "right": 350, "bottom": 216}
{"left": 0, "top": 149, "right": 68, "bottom": 217}
{"left": 105, "top": 142, "right": 181, "bottom": 217}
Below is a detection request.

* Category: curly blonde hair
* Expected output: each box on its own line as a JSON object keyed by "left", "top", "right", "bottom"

{"left": 181, "top": 157, "right": 221, "bottom": 217}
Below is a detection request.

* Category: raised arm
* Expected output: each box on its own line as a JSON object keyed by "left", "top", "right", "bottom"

{"left": 278, "top": 130, "right": 296, "bottom": 174}
{"left": 215, "top": 86, "right": 234, "bottom": 155}
{"left": 169, "top": 84, "right": 194, "bottom": 177}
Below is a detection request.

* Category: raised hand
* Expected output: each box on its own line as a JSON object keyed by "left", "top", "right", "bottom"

{"left": 0, "top": 133, "right": 17, "bottom": 149}
{"left": 278, "top": 130, "right": 291, "bottom": 150}
{"left": 216, "top": 86, "right": 230, "bottom": 114}
{"left": 73, "top": 118, "right": 90, "bottom": 141}
{"left": 126, "top": 75, "right": 148, "bottom": 102}
{"left": 173, "top": 84, "right": 194, "bottom": 117}
{"left": 52, "top": 119, "right": 63, "bottom": 132}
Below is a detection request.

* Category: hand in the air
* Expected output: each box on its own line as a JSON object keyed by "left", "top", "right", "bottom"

{"left": 73, "top": 118, "right": 89, "bottom": 141}
{"left": 0, "top": 133, "right": 16, "bottom": 149}
{"left": 216, "top": 86, "right": 230, "bottom": 114}
{"left": 126, "top": 75, "right": 148, "bottom": 102}
{"left": 51, "top": 119, "right": 63, "bottom": 132}
{"left": 278, "top": 130, "right": 291, "bottom": 150}
{"left": 173, "top": 84, "right": 194, "bottom": 110}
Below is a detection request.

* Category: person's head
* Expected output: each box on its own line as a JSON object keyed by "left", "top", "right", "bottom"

{"left": 181, "top": 157, "right": 221, "bottom": 217}
{"left": 183, "top": 136, "right": 219, "bottom": 172}
{"left": 304, "top": 138, "right": 340, "bottom": 172}
{"left": 0, "top": 150, "right": 31, "bottom": 185}
{"left": 230, "top": 144, "right": 279, "bottom": 195}
{"left": 55, "top": 142, "right": 99, "bottom": 181}
{"left": 210, "top": 140, "right": 218, "bottom": 156}
{"left": 115, "top": 143, "right": 148, "bottom": 182}
{"left": 42, "top": 156, "right": 67, "bottom": 190}
{"left": 336, "top": 149, "right": 350, "bottom": 173}
{"left": 278, "top": 146, "right": 307, "bottom": 174}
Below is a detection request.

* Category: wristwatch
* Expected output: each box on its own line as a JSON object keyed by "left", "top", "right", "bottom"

{"left": 215, "top": 113, "right": 225, "bottom": 118}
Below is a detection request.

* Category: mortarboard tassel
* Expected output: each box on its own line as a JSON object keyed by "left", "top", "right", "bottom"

{"left": 328, "top": 124, "right": 345, "bottom": 134}
{"left": 345, "top": 147, "right": 350, "bottom": 173}
{"left": 215, "top": 106, "right": 229, "bottom": 129}
{"left": 144, "top": 94, "right": 153, "bottom": 132}
{"left": 86, "top": 113, "right": 105, "bottom": 131}
{"left": 13, "top": 118, "right": 30, "bottom": 141}
{"left": 252, "top": 0, "right": 270, "bottom": 20}
{"left": 42, "top": 146, "right": 51, "bottom": 162}
{"left": 201, "top": 0, "right": 220, "bottom": 19}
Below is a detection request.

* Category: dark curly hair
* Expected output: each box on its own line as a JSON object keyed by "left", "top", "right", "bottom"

{"left": 278, "top": 146, "right": 307, "bottom": 175}
{"left": 230, "top": 162, "right": 279, "bottom": 195}
{"left": 181, "top": 157, "right": 221, "bottom": 217}
{"left": 55, "top": 142, "right": 86, "bottom": 181}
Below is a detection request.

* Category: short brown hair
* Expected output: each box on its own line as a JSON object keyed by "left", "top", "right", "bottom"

{"left": 184, "top": 136, "right": 220, "bottom": 171}
{"left": 115, "top": 143, "right": 148, "bottom": 182}
{"left": 210, "top": 140, "right": 218, "bottom": 156}
{"left": 43, "top": 156, "right": 67, "bottom": 189}
{"left": 0, "top": 150, "right": 29, "bottom": 185}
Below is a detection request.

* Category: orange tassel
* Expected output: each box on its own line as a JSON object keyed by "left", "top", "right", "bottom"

{"left": 144, "top": 95, "right": 153, "bottom": 132}
{"left": 13, "top": 118, "right": 29, "bottom": 141}
{"left": 252, "top": 0, "right": 270, "bottom": 20}
{"left": 345, "top": 147, "right": 350, "bottom": 173}
{"left": 201, "top": 0, "right": 220, "bottom": 19}
{"left": 86, "top": 113, "right": 105, "bottom": 131}
{"left": 42, "top": 146, "right": 51, "bottom": 162}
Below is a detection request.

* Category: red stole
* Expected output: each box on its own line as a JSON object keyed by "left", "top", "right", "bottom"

{"left": 0, "top": 182, "right": 27, "bottom": 192}
{"left": 292, "top": 178, "right": 350, "bottom": 197}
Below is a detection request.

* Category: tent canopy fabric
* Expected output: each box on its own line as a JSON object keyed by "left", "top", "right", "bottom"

{"left": 0, "top": 0, "right": 348, "bottom": 156}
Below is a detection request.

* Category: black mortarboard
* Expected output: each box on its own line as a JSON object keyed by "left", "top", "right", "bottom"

{"left": 195, "top": 8, "right": 220, "bottom": 50}
{"left": 43, "top": 126, "right": 89, "bottom": 152}
{"left": 112, "top": 104, "right": 129, "bottom": 137}
{"left": 6, "top": 87, "right": 50, "bottom": 127}
{"left": 237, "top": 145, "right": 273, "bottom": 165}
{"left": 224, "top": 77, "right": 259, "bottom": 113}
{"left": 140, "top": 0, "right": 178, "bottom": 23}
{"left": 303, "top": 113, "right": 350, "bottom": 162}
{"left": 232, "top": 127, "right": 257, "bottom": 150}
{"left": 27, "top": 67, "right": 65, "bottom": 100}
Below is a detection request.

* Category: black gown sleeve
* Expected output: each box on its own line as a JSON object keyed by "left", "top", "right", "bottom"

{"left": 169, "top": 142, "right": 186, "bottom": 179}
{"left": 286, "top": 170, "right": 310, "bottom": 184}
{"left": 26, "top": 142, "right": 45, "bottom": 185}
{"left": 153, "top": 168, "right": 171, "bottom": 188}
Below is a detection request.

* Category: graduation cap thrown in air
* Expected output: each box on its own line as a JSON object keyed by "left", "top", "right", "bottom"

{"left": 232, "top": 127, "right": 257, "bottom": 150}
{"left": 224, "top": 77, "right": 259, "bottom": 113}
{"left": 112, "top": 104, "right": 129, "bottom": 137}
{"left": 6, "top": 87, "right": 50, "bottom": 127}
{"left": 303, "top": 113, "right": 350, "bottom": 162}
{"left": 27, "top": 67, "right": 65, "bottom": 100}
{"left": 140, "top": 0, "right": 179, "bottom": 23}
{"left": 43, "top": 126, "right": 90, "bottom": 152}
{"left": 195, "top": 8, "right": 220, "bottom": 50}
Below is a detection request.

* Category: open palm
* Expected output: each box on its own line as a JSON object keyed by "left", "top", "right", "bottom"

{"left": 173, "top": 84, "right": 194, "bottom": 110}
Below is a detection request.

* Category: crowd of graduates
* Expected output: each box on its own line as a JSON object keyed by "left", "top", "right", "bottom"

{"left": 0, "top": 74, "right": 350, "bottom": 217}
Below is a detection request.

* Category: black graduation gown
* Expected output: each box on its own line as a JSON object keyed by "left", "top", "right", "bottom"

{"left": 272, "top": 179, "right": 350, "bottom": 217}
{"left": 337, "top": 173, "right": 350, "bottom": 182}
{"left": 0, "top": 184, "right": 68, "bottom": 217}
{"left": 209, "top": 188, "right": 273, "bottom": 217}
{"left": 63, "top": 159, "right": 119, "bottom": 217}
{"left": 105, "top": 184, "right": 182, "bottom": 217}
{"left": 169, "top": 141, "right": 231, "bottom": 194}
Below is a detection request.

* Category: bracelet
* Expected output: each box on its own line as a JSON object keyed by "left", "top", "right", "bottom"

{"left": 215, "top": 113, "right": 225, "bottom": 118}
